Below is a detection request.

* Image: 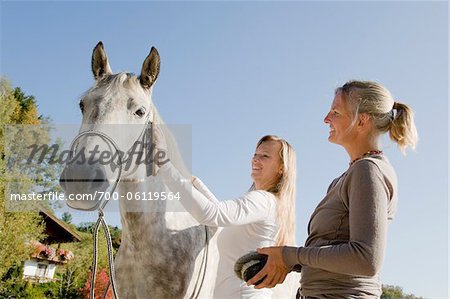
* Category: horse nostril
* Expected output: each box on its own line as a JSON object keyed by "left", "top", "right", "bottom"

{"left": 59, "top": 163, "right": 108, "bottom": 192}
{"left": 92, "top": 168, "right": 107, "bottom": 189}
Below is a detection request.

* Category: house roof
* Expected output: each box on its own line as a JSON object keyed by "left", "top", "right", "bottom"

{"left": 39, "top": 209, "right": 82, "bottom": 243}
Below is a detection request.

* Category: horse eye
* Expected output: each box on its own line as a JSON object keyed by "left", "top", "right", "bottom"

{"left": 135, "top": 108, "right": 146, "bottom": 118}
{"left": 79, "top": 101, "right": 84, "bottom": 113}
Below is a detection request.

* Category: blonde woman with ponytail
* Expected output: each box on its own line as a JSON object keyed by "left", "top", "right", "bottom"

{"left": 249, "top": 80, "right": 418, "bottom": 299}
{"left": 154, "top": 133, "right": 297, "bottom": 298}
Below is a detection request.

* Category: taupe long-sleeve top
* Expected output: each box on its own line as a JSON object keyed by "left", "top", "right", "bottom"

{"left": 283, "top": 155, "right": 398, "bottom": 299}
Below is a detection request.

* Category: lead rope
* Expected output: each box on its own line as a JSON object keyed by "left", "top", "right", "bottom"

{"left": 87, "top": 131, "right": 123, "bottom": 299}
{"left": 69, "top": 129, "right": 126, "bottom": 299}
{"left": 91, "top": 208, "right": 119, "bottom": 299}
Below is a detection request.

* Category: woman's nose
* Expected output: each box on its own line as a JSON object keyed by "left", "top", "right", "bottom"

{"left": 324, "top": 113, "right": 331, "bottom": 124}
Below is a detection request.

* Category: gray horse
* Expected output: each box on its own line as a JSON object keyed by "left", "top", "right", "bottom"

{"left": 60, "top": 42, "right": 219, "bottom": 298}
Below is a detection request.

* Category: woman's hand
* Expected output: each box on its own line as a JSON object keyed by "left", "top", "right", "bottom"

{"left": 247, "top": 246, "right": 289, "bottom": 289}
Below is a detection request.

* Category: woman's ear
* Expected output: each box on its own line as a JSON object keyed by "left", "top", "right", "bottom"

{"left": 358, "top": 113, "right": 371, "bottom": 127}
{"left": 278, "top": 166, "right": 283, "bottom": 175}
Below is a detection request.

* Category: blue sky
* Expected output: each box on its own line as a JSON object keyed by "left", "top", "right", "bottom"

{"left": 1, "top": 1, "right": 448, "bottom": 298}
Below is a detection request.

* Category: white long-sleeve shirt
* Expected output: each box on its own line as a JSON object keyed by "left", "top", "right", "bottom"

{"left": 158, "top": 162, "right": 279, "bottom": 299}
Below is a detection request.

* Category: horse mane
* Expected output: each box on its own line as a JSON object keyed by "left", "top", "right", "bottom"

{"left": 153, "top": 108, "right": 191, "bottom": 179}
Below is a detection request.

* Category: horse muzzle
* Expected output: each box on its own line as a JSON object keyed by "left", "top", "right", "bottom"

{"left": 60, "top": 163, "right": 111, "bottom": 211}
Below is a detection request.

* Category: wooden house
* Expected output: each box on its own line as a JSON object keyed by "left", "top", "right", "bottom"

{"left": 22, "top": 209, "right": 81, "bottom": 283}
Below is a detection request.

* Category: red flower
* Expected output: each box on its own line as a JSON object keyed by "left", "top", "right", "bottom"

{"left": 80, "top": 269, "right": 113, "bottom": 299}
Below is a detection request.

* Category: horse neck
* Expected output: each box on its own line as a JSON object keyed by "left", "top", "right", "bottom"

{"left": 117, "top": 166, "right": 167, "bottom": 239}
{"left": 117, "top": 115, "right": 191, "bottom": 240}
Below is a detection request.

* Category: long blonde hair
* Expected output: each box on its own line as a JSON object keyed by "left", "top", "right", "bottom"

{"left": 337, "top": 80, "right": 418, "bottom": 153}
{"left": 255, "top": 135, "right": 296, "bottom": 246}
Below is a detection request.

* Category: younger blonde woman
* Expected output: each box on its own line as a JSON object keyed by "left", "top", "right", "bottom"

{"left": 155, "top": 134, "right": 297, "bottom": 298}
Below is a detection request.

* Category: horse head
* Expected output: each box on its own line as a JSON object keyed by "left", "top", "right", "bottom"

{"left": 60, "top": 41, "right": 161, "bottom": 211}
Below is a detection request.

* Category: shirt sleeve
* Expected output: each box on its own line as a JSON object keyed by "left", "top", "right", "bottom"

{"left": 158, "top": 162, "right": 276, "bottom": 227}
{"left": 192, "top": 176, "right": 220, "bottom": 203}
{"left": 283, "top": 160, "right": 390, "bottom": 276}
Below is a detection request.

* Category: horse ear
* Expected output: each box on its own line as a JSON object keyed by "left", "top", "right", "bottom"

{"left": 91, "top": 41, "right": 113, "bottom": 81}
{"left": 140, "top": 47, "right": 160, "bottom": 89}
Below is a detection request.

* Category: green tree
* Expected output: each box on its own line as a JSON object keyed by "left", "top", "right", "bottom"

{"left": 62, "top": 212, "right": 73, "bottom": 224}
{"left": 0, "top": 78, "right": 45, "bottom": 284}
{"left": 0, "top": 78, "right": 119, "bottom": 298}
{"left": 0, "top": 78, "right": 62, "bottom": 296}
{"left": 382, "top": 285, "right": 424, "bottom": 299}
